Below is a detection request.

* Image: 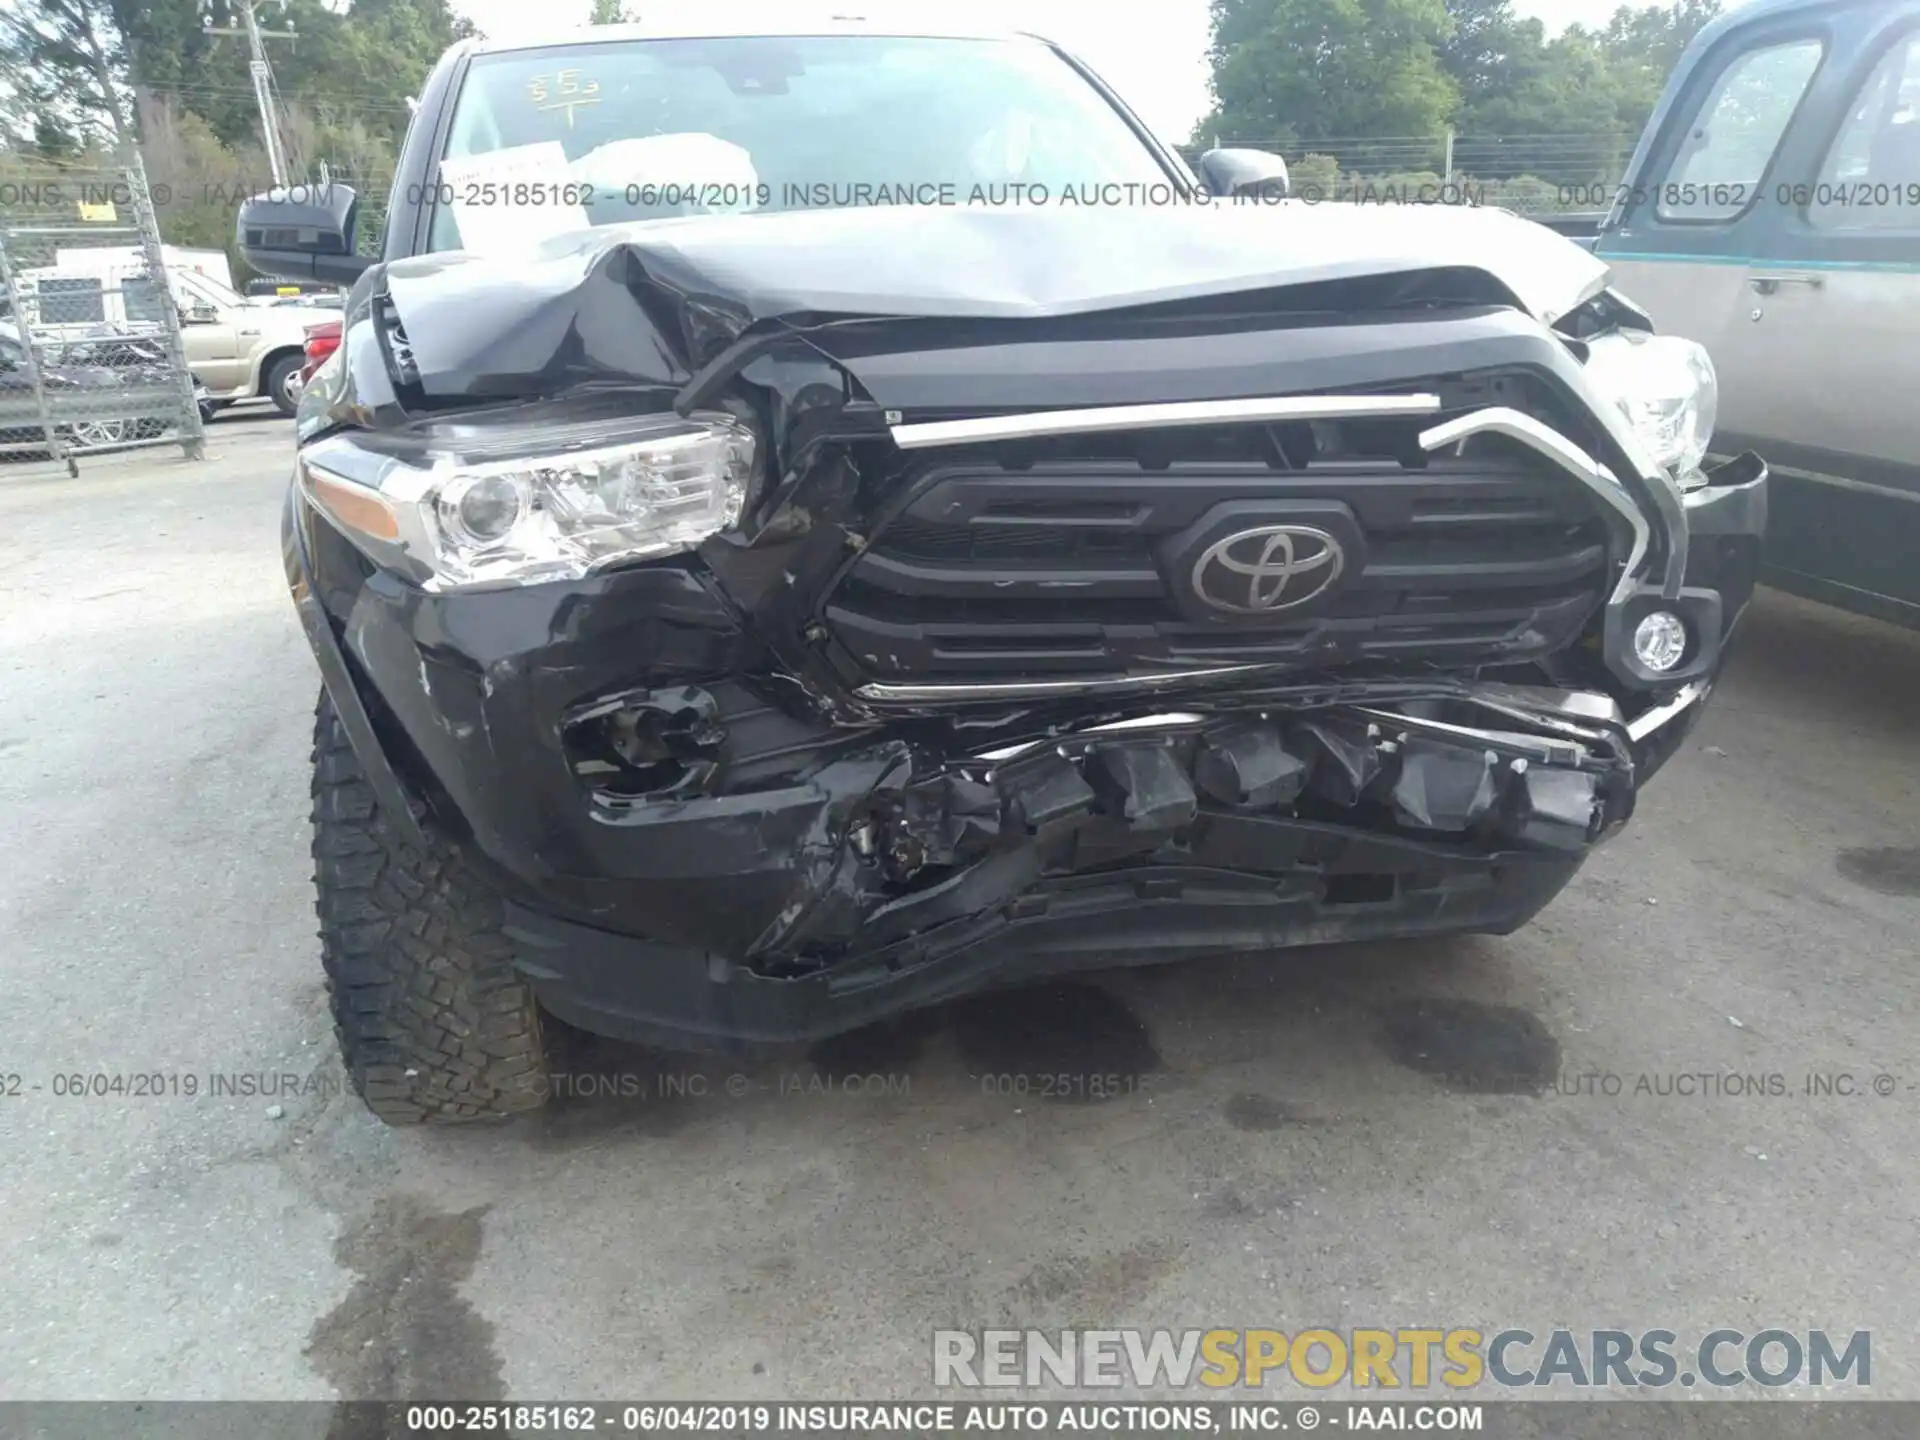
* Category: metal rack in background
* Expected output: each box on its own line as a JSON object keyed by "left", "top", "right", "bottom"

{"left": 0, "top": 156, "right": 205, "bottom": 477}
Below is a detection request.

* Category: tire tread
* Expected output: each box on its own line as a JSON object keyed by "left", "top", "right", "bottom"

{"left": 310, "top": 691, "right": 548, "bottom": 1124}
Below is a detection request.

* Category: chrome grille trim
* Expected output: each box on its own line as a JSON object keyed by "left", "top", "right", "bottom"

{"left": 889, "top": 393, "right": 1444, "bottom": 451}
{"left": 1418, "top": 406, "right": 1650, "bottom": 607}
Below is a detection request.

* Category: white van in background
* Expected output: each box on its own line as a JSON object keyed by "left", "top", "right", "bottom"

{"left": 53, "top": 244, "right": 237, "bottom": 294}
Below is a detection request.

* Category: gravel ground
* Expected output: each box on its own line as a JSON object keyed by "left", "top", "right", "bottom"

{"left": 1, "top": 414, "right": 1916, "bottom": 1411}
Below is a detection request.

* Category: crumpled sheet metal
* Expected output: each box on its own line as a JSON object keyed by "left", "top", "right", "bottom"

{"left": 370, "top": 202, "right": 1607, "bottom": 400}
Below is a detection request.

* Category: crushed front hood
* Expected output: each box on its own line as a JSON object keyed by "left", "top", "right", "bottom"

{"left": 375, "top": 203, "right": 1611, "bottom": 402}
{"left": 557, "top": 201, "right": 1611, "bottom": 323}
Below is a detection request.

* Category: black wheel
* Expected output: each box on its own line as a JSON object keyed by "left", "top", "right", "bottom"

{"left": 311, "top": 689, "right": 552, "bottom": 1124}
{"left": 266, "top": 353, "right": 303, "bottom": 415}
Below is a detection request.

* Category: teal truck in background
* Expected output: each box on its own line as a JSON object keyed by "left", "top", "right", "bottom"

{"left": 1566, "top": 0, "right": 1919, "bottom": 627}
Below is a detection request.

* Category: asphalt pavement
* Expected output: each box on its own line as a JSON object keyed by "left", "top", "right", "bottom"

{"left": 1, "top": 412, "right": 1916, "bottom": 1406}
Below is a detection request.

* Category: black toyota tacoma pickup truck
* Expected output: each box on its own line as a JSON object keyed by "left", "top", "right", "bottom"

{"left": 241, "top": 18, "right": 1768, "bottom": 1125}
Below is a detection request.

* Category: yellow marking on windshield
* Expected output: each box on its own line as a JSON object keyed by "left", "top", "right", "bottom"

{"left": 526, "top": 69, "right": 602, "bottom": 128}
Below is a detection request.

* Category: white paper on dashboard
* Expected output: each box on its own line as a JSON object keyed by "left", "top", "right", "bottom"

{"left": 568, "top": 133, "right": 763, "bottom": 211}
{"left": 438, "top": 142, "right": 591, "bottom": 255}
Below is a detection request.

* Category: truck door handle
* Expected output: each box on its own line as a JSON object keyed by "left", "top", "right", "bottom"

{"left": 1750, "top": 272, "right": 1826, "bottom": 295}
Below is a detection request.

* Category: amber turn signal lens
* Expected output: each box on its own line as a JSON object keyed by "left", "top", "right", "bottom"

{"left": 309, "top": 471, "right": 401, "bottom": 542}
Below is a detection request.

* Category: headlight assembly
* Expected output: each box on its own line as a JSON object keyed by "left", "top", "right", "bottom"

{"left": 297, "top": 412, "right": 755, "bottom": 591}
{"left": 1582, "top": 331, "right": 1719, "bottom": 482}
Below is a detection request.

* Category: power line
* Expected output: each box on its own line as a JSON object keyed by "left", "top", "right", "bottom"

{"left": 136, "top": 80, "right": 412, "bottom": 114}
{"left": 202, "top": 4, "right": 300, "bottom": 185}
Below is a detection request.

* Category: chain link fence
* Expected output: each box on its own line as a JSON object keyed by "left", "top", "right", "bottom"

{"left": 1178, "top": 132, "right": 1639, "bottom": 215}
{"left": 0, "top": 158, "right": 206, "bottom": 476}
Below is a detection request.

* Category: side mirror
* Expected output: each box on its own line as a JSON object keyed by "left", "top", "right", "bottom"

{"left": 181, "top": 303, "right": 219, "bottom": 325}
{"left": 1196, "top": 148, "right": 1291, "bottom": 201}
{"left": 237, "top": 182, "right": 372, "bottom": 286}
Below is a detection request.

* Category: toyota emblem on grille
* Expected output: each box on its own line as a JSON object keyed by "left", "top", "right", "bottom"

{"left": 1191, "top": 525, "right": 1346, "bottom": 614}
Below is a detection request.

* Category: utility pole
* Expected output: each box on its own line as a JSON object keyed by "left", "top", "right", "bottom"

{"left": 204, "top": 4, "right": 299, "bottom": 187}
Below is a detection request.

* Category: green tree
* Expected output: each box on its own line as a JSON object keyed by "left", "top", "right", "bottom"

{"left": 1201, "top": 0, "right": 1460, "bottom": 146}
{"left": 1439, "top": 0, "right": 1532, "bottom": 100}
{"left": 0, "top": 0, "right": 138, "bottom": 149}
{"left": 138, "top": 91, "right": 270, "bottom": 251}
{"left": 335, "top": 0, "right": 473, "bottom": 144}
{"left": 1203, "top": 0, "right": 1722, "bottom": 161}
{"left": 32, "top": 110, "right": 83, "bottom": 157}
{"left": 122, "top": 0, "right": 233, "bottom": 99}
{"left": 1583, "top": 0, "right": 1722, "bottom": 135}
{"left": 2, "top": 1, "right": 470, "bottom": 155}
{"left": 1440, "top": 5, "right": 1629, "bottom": 180}
{"left": 589, "top": 0, "right": 637, "bottom": 23}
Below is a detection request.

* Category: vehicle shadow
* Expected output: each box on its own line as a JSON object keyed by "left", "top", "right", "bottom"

{"left": 501, "top": 929, "right": 1538, "bottom": 1151}
{"left": 421, "top": 616, "right": 1920, "bottom": 1157}
{"left": 493, "top": 593, "right": 1920, "bottom": 1156}
{"left": 1717, "top": 585, "right": 1920, "bottom": 742}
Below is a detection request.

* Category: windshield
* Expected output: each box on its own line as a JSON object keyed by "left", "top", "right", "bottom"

{"left": 426, "top": 34, "right": 1175, "bottom": 254}
{"left": 178, "top": 271, "right": 246, "bottom": 308}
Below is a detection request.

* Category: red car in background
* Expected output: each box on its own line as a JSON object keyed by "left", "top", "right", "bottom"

{"left": 297, "top": 317, "right": 342, "bottom": 391}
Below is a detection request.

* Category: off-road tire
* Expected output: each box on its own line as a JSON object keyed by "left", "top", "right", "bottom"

{"left": 311, "top": 689, "right": 551, "bottom": 1124}
{"left": 266, "top": 352, "right": 303, "bottom": 416}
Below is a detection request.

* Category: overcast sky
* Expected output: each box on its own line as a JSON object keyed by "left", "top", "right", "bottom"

{"left": 453, "top": 0, "right": 1723, "bottom": 144}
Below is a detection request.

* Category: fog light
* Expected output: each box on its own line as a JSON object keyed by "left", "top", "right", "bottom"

{"left": 1633, "top": 610, "right": 1689, "bottom": 673}
{"left": 563, "top": 685, "right": 724, "bottom": 803}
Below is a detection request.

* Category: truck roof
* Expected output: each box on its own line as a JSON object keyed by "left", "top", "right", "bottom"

{"left": 1690, "top": 0, "right": 1896, "bottom": 42}
{"left": 469, "top": 16, "right": 1052, "bottom": 57}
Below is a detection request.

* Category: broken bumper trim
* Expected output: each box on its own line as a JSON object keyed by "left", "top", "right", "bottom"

{"left": 1625, "top": 680, "right": 1708, "bottom": 742}
{"left": 492, "top": 694, "right": 1634, "bottom": 1050}
{"left": 505, "top": 841, "right": 1586, "bottom": 1054}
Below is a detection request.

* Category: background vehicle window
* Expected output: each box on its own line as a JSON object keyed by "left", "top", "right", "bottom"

{"left": 121, "top": 275, "right": 170, "bottom": 325}
{"left": 1812, "top": 32, "right": 1920, "bottom": 229}
{"left": 176, "top": 271, "right": 244, "bottom": 308}
{"left": 1659, "top": 37, "right": 1824, "bottom": 221}
{"left": 34, "top": 277, "right": 106, "bottom": 326}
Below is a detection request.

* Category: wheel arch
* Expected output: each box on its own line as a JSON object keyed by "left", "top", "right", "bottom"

{"left": 257, "top": 343, "right": 307, "bottom": 396}
{"left": 284, "top": 488, "right": 431, "bottom": 851}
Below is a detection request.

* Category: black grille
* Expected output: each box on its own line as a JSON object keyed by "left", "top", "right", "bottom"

{"left": 824, "top": 419, "right": 1614, "bottom": 686}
